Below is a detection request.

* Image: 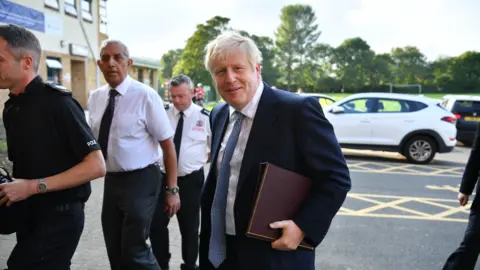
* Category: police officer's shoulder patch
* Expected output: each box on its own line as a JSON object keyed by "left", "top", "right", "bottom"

{"left": 164, "top": 103, "right": 171, "bottom": 110}
{"left": 201, "top": 108, "right": 210, "bottom": 116}
{"left": 46, "top": 83, "right": 72, "bottom": 96}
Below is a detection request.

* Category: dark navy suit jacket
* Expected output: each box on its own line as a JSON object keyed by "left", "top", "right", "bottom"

{"left": 199, "top": 83, "right": 351, "bottom": 270}
{"left": 460, "top": 123, "right": 480, "bottom": 210}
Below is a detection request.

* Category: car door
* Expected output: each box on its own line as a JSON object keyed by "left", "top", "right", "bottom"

{"left": 326, "top": 98, "right": 376, "bottom": 145}
{"left": 369, "top": 98, "right": 419, "bottom": 145}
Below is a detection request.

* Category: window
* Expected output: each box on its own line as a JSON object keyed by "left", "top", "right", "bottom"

{"left": 340, "top": 98, "right": 375, "bottom": 113}
{"left": 44, "top": 0, "right": 59, "bottom": 9}
{"left": 138, "top": 69, "right": 144, "bottom": 82}
{"left": 46, "top": 58, "right": 63, "bottom": 85}
{"left": 376, "top": 99, "right": 403, "bottom": 113}
{"left": 81, "top": 0, "right": 92, "bottom": 22}
{"left": 100, "top": 0, "right": 108, "bottom": 34}
{"left": 452, "top": 100, "right": 480, "bottom": 114}
{"left": 64, "top": 0, "right": 77, "bottom": 16}
{"left": 319, "top": 97, "right": 335, "bottom": 108}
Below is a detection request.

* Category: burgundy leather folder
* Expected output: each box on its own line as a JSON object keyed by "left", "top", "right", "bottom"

{"left": 246, "top": 162, "right": 314, "bottom": 250}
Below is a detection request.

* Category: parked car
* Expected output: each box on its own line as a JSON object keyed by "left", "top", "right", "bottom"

{"left": 440, "top": 95, "right": 480, "bottom": 146}
{"left": 323, "top": 93, "right": 457, "bottom": 164}
{"left": 299, "top": 93, "right": 336, "bottom": 108}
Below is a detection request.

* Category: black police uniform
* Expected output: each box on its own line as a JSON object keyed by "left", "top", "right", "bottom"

{"left": 3, "top": 76, "right": 101, "bottom": 270}
{"left": 443, "top": 123, "right": 480, "bottom": 269}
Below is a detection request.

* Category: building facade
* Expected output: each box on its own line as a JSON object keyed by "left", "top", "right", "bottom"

{"left": 130, "top": 56, "right": 161, "bottom": 91}
{"left": 0, "top": 0, "right": 109, "bottom": 109}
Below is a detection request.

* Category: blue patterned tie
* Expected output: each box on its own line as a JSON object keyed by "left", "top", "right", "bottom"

{"left": 209, "top": 111, "right": 245, "bottom": 268}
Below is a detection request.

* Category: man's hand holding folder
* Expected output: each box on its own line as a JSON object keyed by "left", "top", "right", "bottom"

{"left": 269, "top": 220, "right": 305, "bottom": 251}
{"left": 247, "top": 162, "right": 314, "bottom": 250}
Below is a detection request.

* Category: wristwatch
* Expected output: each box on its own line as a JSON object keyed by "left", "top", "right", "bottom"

{"left": 165, "top": 186, "right": 179, "bottom": 195}
{"left": 37, "top": 178, "right": 48, "bottom": 194}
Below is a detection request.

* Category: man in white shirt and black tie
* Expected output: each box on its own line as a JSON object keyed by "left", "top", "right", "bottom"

{"left": 150, "top": 75, "right": 211, "bottom": 270}
{"left": 88, "top": 39, "right": 180, "bottom": 270}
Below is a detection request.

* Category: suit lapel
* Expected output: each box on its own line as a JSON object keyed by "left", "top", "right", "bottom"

{"left": 236, "top": 84, "right": 279, "bottom": 194}
{"left": 206, "top": 103, "right": 229, "bottom": 182}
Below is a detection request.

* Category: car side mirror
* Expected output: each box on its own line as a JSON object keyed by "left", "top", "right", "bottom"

{"left": 331, "top": 106, "right": 345, "bottom": 114}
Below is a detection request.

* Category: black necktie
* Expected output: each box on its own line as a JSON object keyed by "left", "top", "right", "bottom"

{"left": 98, "top": 89, "right": 118, "bottom": 160}
{"left": 173, "top": 111, "right": 184, "bottom": 161}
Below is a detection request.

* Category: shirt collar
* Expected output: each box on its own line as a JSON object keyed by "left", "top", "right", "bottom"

{"left": 173, "top": 103, "right": 194, "bottom": 118}
{"left": 229, "top": 82, "right": 264, "bottom": 119}
{"left": 109, "top": 75, "right": 131, "bottom": 96}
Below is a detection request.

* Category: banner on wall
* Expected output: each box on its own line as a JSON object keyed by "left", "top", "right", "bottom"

{"left": 0, "top": 0, "right": 45, "bottom": 33}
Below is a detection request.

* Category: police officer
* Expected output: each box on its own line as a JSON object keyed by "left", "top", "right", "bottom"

{"left": 443, "top": 123, "right": 480, "bottom": 269}
{"left": 0, "top": 24, "right": 106, "bottom": 270}
{"left": 151, "top": 74, "right": 211, "bottom": 270}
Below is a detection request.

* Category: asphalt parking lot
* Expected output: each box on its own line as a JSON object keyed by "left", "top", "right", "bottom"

{"left": 316, "top": 147, "right": 478, "bottom": 270}
{"left": 0, "top": 146, "right": 477, "bottom": 270}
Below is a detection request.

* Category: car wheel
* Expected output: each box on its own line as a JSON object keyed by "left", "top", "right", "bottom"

{"left": 403, "top": 136, "right": 437, "bottom": 164}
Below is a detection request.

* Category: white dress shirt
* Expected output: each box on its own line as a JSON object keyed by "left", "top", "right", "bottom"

{"left": 88, "top": 75, "right": 174, "bottom": 172}
{"left": 160, "top": 103, "right": 211, "bottom": 176}
{"left": 216, "top": 82, "right": 264, "bottom": 235}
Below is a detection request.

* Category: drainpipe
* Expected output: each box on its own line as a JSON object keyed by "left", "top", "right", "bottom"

{"left": 76, "top": 0, "right": 100, "bottom": 89}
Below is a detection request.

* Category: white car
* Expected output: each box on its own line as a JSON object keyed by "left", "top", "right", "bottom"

{"left": 299, "top": 93, "right": 336, "bottom": 108}
{"left": 323, "top": 93, "right": 457, "bottom": 164}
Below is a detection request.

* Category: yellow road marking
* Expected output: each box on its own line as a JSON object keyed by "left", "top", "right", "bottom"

{"left": 337, "top": 212, "right": 468, "bottom": 223}
{"left": 341, "top": 193, "right": 469, "bottom": 222}
{"left": 349, "top": 193, "right": 458, "bottom": 202}
{"left": 349, "top": 194, "right": 431, "bottom": 217}
{"left": 414, "top": 199, "right": 470, "bottom": 214}
{"left": 339, "top": 207, "right": 356, "bottom": 213}
{"left": 349, "top": 169, "right": 461, "bottom": 177}
{"left": 348, "top": 161, "right": 374, "bottom": 168}
{"left": 432, "top": 202, "right": 472, "bottom": 218}
{"left": 427, "top": 167, "right": 464, "bottom": 175}
{"left": 346, "top": 161, "right": 464, "bottom": 176}
{"left": 425, "top": 185, "right": 459, "bottom": 192}
{"left": 376, "top": 164, "right": 418, "bottom": 173}
{"left": 349, "top": 164, "right": 375, "bottom": 171}
{"left": 354, "top": 197, "right": 411, "bottom": 214}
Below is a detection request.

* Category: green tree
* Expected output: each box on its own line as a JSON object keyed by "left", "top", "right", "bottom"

{"left": 368, "top": 53, "right": 394, "bottom": 88}
{"left": 173, "top": 16, "right": 230, "bottom": 86}
{"left": 238, "top": 30, "right": 279, "bottom": 84}
{"left": 390, "top": 46, "right": 427, "bottom": 84}
{"left": 160, "top": 48, "right": 183, "bottom": 81}
{"left": 332, "top": 37, "right": 374, "bottom": 90}
{"left": 447, "top": 51, "right": 480, "bottom": 92}
{"left": 274, "top": 4, "right": 321, "bottom": 90}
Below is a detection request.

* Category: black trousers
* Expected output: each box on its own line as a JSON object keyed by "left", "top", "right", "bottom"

{"left": 150, "top": 168, "right": 204, "bottom": 269}
{"left": 102, "top": 163, "right": 163, "bottom": 270}
{"left": 7, "top": 201, "right": 85, "bottom": 270}
{"left": 443, "top": 201, "right": 480, "bottom": 270}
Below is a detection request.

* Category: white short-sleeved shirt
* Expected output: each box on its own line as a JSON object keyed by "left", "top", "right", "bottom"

{"left": 88, "top": 75, "right": 174, "bottom": 172}
{"left": 160, "top": 103, "right": 211, "bottom": 176}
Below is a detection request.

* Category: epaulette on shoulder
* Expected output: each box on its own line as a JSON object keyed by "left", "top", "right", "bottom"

{"left": 46, "top": 83, "right": 72, "bottom": 96}
{"left": 164, "top": 103, "right": 171, "bottom": 110}
{"left": 201, "top": 108, "right": 210, "bottom": 116}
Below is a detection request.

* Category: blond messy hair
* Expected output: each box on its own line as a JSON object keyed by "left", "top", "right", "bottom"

{"left": 204, "top": 31, "right": 263, "bottom": 74}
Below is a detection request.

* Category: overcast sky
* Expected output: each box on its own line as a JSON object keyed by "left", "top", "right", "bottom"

{"left": 106, "top": 0, "right": 480, "bottom": 61}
